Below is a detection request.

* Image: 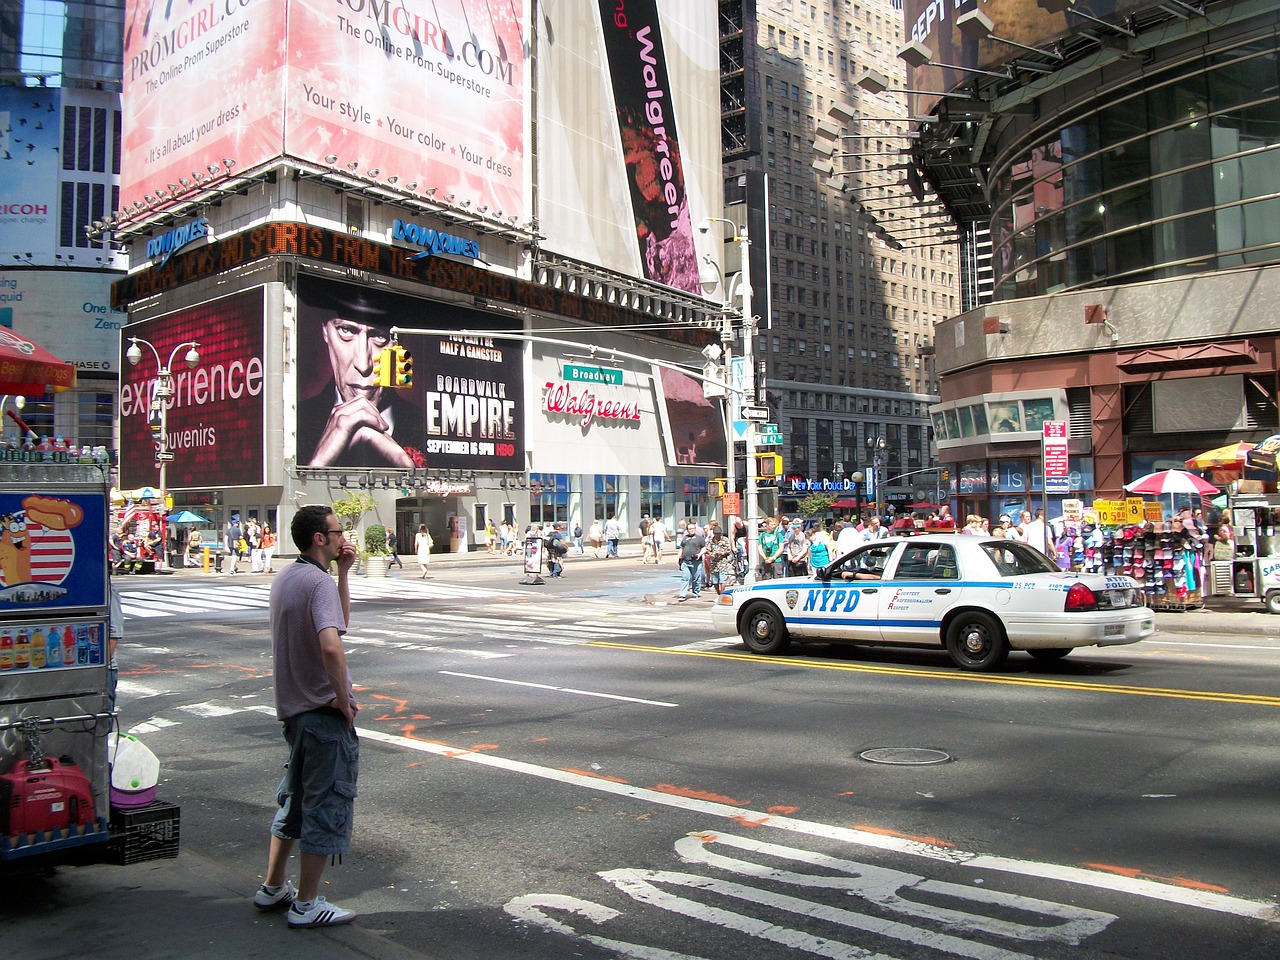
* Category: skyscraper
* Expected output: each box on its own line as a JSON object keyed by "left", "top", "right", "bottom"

{"left": 728, "top": 0, "right": 959, "bottom": 516}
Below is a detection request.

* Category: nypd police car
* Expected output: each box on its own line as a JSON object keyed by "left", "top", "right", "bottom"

{"left": 711, "top": 534, "right": 1155, "bottom": 671}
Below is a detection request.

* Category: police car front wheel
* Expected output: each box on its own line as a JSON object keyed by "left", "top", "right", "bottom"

{"left": 741, "top": 602, "right": 790, "bottom": 655}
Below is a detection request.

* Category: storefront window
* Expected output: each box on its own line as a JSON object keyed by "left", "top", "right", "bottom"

{"left": 531, "top": 473, "right": 571, "bottom": 525}
{"left": 681, "top": 476, "right": 708, "bottom": 523}
{"left": 594, "top": 474, "right": 621, "bottom": 525}
{"left": 639, "top": 475, "right": 672, "bottom": 520}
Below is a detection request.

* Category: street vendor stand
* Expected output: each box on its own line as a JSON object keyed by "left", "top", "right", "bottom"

{"left": 0, "top": 334, "right": 178, "bottom": 869}
{"left": 1215, "top": 492, "right": 1280, "bottom": 612}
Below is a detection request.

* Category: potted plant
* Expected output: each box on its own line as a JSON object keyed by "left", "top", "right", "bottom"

{"left": 332, "top": 491, "right": 376, "bottom": 573}
{"left": 363, "top": 523, "right": 390, "bottom": 577}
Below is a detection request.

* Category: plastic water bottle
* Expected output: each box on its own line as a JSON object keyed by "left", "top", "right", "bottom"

{"left": 45, "top": 626, "right": 62, "bottom": 666}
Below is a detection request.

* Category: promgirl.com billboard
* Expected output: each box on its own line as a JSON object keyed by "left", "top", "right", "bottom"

{"left": 122, "top": 0, "right": 526, "bottom": 219}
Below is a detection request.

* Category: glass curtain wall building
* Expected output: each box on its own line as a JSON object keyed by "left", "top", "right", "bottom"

{"left": 911, "top": 2, "right": 1280, "bottom": 520}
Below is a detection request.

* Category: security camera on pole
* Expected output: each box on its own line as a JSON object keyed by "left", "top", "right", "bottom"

{"left": 698, "top": 216, "right": 759, "bottom": 584}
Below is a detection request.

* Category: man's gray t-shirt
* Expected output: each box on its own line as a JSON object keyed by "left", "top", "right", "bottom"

{"left": 270, "top": 558, "right": 350, "bottom": 721}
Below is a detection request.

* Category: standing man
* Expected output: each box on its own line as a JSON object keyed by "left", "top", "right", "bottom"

{"left": 252, "top": 504, "right": 359, "bottom": 928}
{"left": 224, "top": 513, "right": 242, "bottom": 574}
{"left": 676, "top": 520, "right": 706, "bottom": 601}
{"left": 757, "top": 517, "right": 784, "bottom": 580}
{"left": 386, "top": 529, "right": 403, "bottom": 570}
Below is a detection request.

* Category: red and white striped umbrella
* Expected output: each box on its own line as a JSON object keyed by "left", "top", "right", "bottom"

{"left": 1124, "top": 469, "right": 1219, "bottom": 497}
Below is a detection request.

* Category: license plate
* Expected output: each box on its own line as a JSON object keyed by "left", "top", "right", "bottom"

{"left": 1104, "top": 623, "right": 1126, "bottom": 636}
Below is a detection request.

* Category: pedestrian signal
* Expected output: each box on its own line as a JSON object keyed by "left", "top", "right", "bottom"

{"left": 754, "top": 453, "right": 782, "bottom": 481}
{"left": 372, "top": 347, "right": 393, "bottom": 387}
{"left": 709, "top": 478, "right": 728, "bottom": 499}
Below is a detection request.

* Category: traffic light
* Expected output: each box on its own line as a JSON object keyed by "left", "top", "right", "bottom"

{"left": 372, "top": 347, "right": 393, "bottom": 387}
{"left": 754, "top": 453, "right": 782, "bottom": 483}
{"left": 940, "top": 468, "right": 951, "bottom": 483}
{"left": 709, "top": 478, "right": 728, "bottom": 499}
{"left": 392, "top": 345, "right": 414, "bottom": 387}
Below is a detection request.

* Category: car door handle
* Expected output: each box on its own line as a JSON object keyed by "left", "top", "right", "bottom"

{"left": 934, "top": 588, "right": 952, "bottom": 595}
{"left": 861, "top": 588, "right": 878, "bottom": 594}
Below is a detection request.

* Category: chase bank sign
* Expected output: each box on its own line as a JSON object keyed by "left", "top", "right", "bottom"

{"left": 393, "top": 218, "right": 479, "bottom": 262}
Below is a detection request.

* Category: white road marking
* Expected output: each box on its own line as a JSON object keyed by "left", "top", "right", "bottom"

{"left": 672, "top": 637, "right": 741, "bottom": 651}
{"left": 357, "top": 726, "right": 1278, "bottom": 922}
{"left": 437, "top": 671, "right": 679, "bottom": 707}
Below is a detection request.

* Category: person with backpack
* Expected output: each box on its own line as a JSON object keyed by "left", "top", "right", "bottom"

{"left": 225, "top": 514, "right": 243, "bottom": 574}
{"left": 544, "top": 522, "right": 569, "bottom": 577}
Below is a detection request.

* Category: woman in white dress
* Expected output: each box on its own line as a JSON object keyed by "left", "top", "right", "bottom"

{"left": 415, "top": 523, "right": 434, "bottom": 578}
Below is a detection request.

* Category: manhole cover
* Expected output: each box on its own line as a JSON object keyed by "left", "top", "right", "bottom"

{"left": 859, "top": 747, "right": 952, "bottom": 765}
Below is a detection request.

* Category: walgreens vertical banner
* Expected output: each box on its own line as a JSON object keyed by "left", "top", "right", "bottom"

{"left": 597, "top": 0, "right": 699, "bottom": 294}
{"left": 118, "top": 288, "right": 266, "bottom": 489}
{"left": 285, "top": 0, "right": 526, "bottom": 218}
{"left": 121, "top": 0, "right": 287, "bottom": 213}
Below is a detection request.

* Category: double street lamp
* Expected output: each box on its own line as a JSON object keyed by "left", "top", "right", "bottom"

{"left": 126, "top": 336, "right": 200, "bottom": 566}
{"left": 698, "top": 215, "right": 760, "bottom": 584}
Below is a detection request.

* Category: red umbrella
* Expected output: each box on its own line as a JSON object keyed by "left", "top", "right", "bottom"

{"left": 1124, "top": 469, "right": 1219, "bottom": 497}
{"left": 831, "top": 498, "right": 857, "bottom": 508}
{"left": 0, "top": 329, "right": 77, "bottom": 395}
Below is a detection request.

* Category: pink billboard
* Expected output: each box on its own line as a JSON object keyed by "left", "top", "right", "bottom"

{"left": 122, "top": 0, "right": 526, "bottom": 219}
{"left": 118, "top": 288, "right": 266, "bottom": 490}
{"left": 284, "top": 0, "right": 526, "bottom": 217}
{"left": 121, "top": 0, "right": 287, "bottom": 213}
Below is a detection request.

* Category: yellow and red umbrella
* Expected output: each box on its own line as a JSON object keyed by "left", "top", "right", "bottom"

{"left": 1184, "top": 442, "right": 1255, "bottom": 471}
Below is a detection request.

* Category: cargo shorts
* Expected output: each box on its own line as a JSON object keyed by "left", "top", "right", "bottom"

{"left": 270, "top": 708, "right": 359, "bottom": 856}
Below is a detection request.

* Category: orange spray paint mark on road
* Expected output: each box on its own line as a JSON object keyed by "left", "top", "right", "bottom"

{"left": 836, "top": 791, "right": 857, "bottom": 796}
{"left": 768, "top": 805, "right": 799, "bottom": 815}
{"left": 652, "top": 784, "right": 748, "bottom": 806}
{"left": 470, "top": 744, "right": 500, "bottom": 752}
{"left": 1083, "top": 863, "right": 1229, "bottom": 893}
{"left": 853, "top": 824, "right": 955, "bottom": 848}
{"left": 731, "top": 815, "right": 771, "bottom": 828}
{"left": 370, "top": 693, "right": 410, "bottom": 714}
{"left": 565, "top": 768, "right": 630, "bottom": 784}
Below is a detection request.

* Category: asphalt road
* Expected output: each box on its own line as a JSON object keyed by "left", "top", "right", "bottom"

{"left": 5, "top": 556, "right": 1280, "bottom": 959}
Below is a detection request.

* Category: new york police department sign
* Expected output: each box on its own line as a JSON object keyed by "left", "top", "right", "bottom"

{"left": 393, "top": 218, "right": 479, "bottom": 262}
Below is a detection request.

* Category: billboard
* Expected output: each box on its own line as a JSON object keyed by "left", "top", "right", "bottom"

{"left": 284, "top": 0, "right": 526, "bottom": 219}
{"left": 0, "top": 269, "right": 124, "bottom": 372}
{"left": 295, "top": 275, "right": 523, "bottom": 472}
{"left": 118, "top": 288, "right": 266, "bottom": 489}
{"left": 0, "top": 87, "right": 60, "bottom": 262}
{"left": 537, "top": 0, "right": 720, "bottom": 294}
{"left": 121, "top": 0, "right": 287, "bottom": 213}
{"left": 902, "top": 0, "right": 1154, "bottom": 114}
{"left": 121, "top": 0, "right": 527, "bottom": 219}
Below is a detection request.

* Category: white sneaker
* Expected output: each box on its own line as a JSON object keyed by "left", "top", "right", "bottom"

{"left": 288, "top": 896, "right": 356, "bottom": 928}
{"left": 253, "top": 879, "right": 296, "bottom": 911}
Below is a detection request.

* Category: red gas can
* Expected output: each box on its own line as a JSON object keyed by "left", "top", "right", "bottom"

{"left": 0, "top": 757, "right": 96, "bottom": 836}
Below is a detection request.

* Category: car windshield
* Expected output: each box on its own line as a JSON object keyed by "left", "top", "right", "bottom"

{"left": 980, "top": 540, "right": 1060, "bottom": 576}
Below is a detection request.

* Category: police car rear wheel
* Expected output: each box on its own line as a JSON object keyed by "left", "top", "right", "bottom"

{"left": 945, "top": 612, "right": 1009, "bottom": 671}
{"left": 741, "top": 602, "right": 790, "bottom": 655}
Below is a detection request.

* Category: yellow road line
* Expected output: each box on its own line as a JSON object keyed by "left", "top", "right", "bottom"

{"left": 585, "top": 641, "right": 1280, "bottom": 707}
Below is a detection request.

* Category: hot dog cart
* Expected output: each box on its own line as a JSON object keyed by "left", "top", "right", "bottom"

{"left": 0, "top": 460, "right": 174, "bottom": 867}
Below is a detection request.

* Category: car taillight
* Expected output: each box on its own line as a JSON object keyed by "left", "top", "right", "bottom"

{"left": 1064, "top": 582, "right": 1098, "bottom": 612}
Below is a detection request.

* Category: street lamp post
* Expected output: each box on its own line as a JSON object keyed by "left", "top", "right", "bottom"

{"left": 126, "top": 336, "right": 200, "bottom": 569}
{"left": 698, "top": 216, "right": 759, "bottom": 584}
{"left": 867, "top": 436, "right": 886, "bottom": 520}
{"left": 850, "top": 471, "right": 865, "bottom": 521}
